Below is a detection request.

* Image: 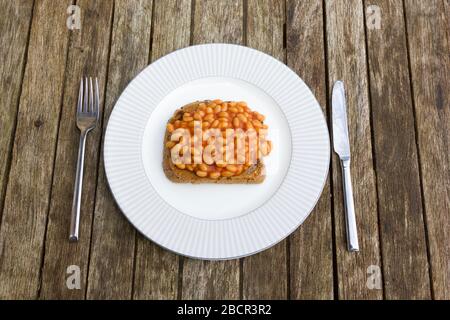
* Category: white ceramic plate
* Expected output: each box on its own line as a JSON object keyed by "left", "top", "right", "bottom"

{"left": 104, "top": 44, "right": 330, "bottom": 260}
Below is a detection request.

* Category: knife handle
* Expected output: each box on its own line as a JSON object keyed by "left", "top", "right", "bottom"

{"left": 341, "top": 159, "right": 359, "bottom": 252}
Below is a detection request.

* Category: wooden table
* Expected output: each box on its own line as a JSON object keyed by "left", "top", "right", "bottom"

{"left": 0, "top": 0, "right": 448, "bottom": 300}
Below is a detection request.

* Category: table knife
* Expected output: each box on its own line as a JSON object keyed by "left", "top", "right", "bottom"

{"left": 332, "top": 81, "right": 359, "bottom": 252}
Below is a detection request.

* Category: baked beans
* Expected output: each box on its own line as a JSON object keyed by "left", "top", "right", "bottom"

{"left": 166, "top": 100, "right": 272, "bottom": 179}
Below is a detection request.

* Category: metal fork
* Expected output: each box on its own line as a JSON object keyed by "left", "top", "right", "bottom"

{"left": 70, "top": 77, "right": 100, "bottom": 242}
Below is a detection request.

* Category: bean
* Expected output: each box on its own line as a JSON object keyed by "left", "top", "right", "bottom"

{"left": 209, "top": 172, "right": 221, "bottom": 179}
{"left": 255, "top": 113, "right": 265, "bottom": 121}
{"left": 202, "top": 121, "right": 210, "bottom": 129}
{"left": 165, "top": 141, "right": 176, "bottom": 149}
{"left": 211, "top": 119, "right": 219, "bottom": 128}
{"left": 175, "top": 163, "right": 186, "bottom": 169}
{"left": 196, "top": 170, "right": 207, "bottom": 177}
{"left": 221, "top": 170, "right": 235, "bottom": 177}
{"left": 204, "top": 114, "right": 214, "bottom": 122}
{"left": 252, "top": 119, "right": 262, "bottom": 128}
{"left": 260, "top": 142, "right": 269, "bottom": 156}
{"left": 232, "top": 117, "right": 240, "bottom": 128}
{"left": 216, "top": 161, "right": 227, "bottom": 168}
{"left": 237, "top": 113, "right": 247, "bottom": 123}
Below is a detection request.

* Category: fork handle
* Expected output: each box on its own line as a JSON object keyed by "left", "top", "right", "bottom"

{"left": 341, "top": 159, "right": 359, "bottom": 252}
{"left": 70, "top": 130, "right": 88, "bottom": 241}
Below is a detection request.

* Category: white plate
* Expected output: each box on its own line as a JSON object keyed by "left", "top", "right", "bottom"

{"left": 104, "top": 44, "right": 330, "bottom": 260}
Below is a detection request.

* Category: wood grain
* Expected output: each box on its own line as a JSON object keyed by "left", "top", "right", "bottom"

{"left": 325, "top": 0, "right": 383, "bottom": 299}
{"left": 286, "top": 0, "right": 334, "bottom": 300}
{"left": 182, "top": 260, "right": 240, "bottom": 299}
{"left": 242, "top": 0, "right": 287, "bottom": 300}
{"left": 0, "top": 0, "right": 72, "bottom": 299}
{"left": 132, "top": 0, "right": 191, "bottom": 300}
{"left": 86, "top": 0, "right": 153, "bottom": 299}
{"left": 364, "top": 0, "right": 430, "bottom": 299}
{"left": 403, "top": 0, "right": 449, "bottom": 299}
{"left": 0, "top": 0, "right": 34, "bottom": 223}
{"left": 191, "top": 0, "right": 243, "bottom": 44}
{"left": 39, "top": 0, "right": 114, "bottom": 299}
{"left": 181, "top": 0, "right": 243, "bottom": 300}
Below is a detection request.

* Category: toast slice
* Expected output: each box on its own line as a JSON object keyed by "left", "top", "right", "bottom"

{"left": 163, "top": 101, "right": 266, "bottom": 184}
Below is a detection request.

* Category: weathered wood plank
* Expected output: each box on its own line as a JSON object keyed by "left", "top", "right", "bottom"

{"left": 132, "top": 0, "right": 191, "bottom": 300}
{"left": 286, "top": 0, "right": 334, "bottom": 300}
{"left": 192, "top": 0, "right": 243, "bottom": 43}
{"left": 181, "top": 0, "right": 243, "bottom": 300}
{"left": 86, "top": 0, "right": 153, "bottom": 299}
{"left": 150, "top": 0, "right": 191, "bottom": 61}
{"left": 325, "top": 0, "right": 383, "bottom": 299}
{"left": 0, "top": 0, "right": 72, "bottom": 299}
{"left": 247, "top": 0, "right": 284, "bottom": 62}
{"left": 0, "top": 0, "right": 34, "bottom": 223}
{"left": 445, "top": 0, "right": 450, "bottom": 40}
{"left": 242, "top": 0, "right": 287, "bottom": 300}
{"left": 182, "top": 260, "right": 240, "bottom": 299}
{"left": 364, "top": 0, "right": 431, "bottom": 299}
{"left": 39, "top": 0, "right": 114, "bottom": 299}
{"left": 404, "top": 0, "right": 449, "bottom": 299}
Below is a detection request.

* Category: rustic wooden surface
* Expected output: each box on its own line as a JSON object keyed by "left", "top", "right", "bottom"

{"left": 0, "top": 0, "right": 448, "bottom": 300}
{"left": 326, "top": 0, "right": 382, "bottom": 300}
{"left": 286, "top": 0, "right": 334, "bottom": 300}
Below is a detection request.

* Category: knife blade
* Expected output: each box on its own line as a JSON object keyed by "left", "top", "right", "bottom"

{"left": 332, "top": 81, "right": 359, "bottom": 252}
{"left": 332, "top": 81, "right": 350, "bottom": 159}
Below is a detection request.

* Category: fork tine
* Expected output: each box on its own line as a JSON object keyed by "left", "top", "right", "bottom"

{"left": 84, "top": 77, "right": 88, "bottom": 112}
{"left": 77, "top": 78, "right": 83, "bottom": 114}
{"left": 94, "top": 77, "right": 100, "bottom": 118}
{"left": 89, "top": 77, "right": 94, "bottom": 113}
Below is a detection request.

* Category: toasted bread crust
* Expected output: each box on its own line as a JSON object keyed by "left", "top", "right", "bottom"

{"left": 163, "top": 101, "right": 266, "bottom": 184}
